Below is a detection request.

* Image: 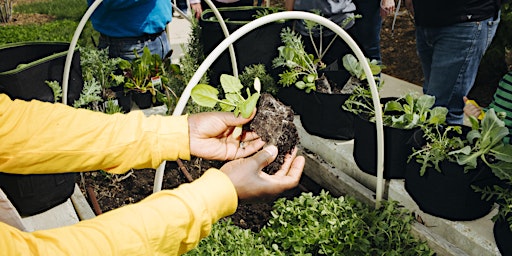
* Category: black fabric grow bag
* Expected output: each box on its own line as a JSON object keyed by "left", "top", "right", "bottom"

{"left": 0, "top": 42, "right": 82, "bottom": 216}
{"left": 199, "top": 6, "right": 286, "bottom": 85}
{"left": 494, "top": 215, "right": 512, "bottom": 256}
{"left": 353, "top": 114, "right": 418, "bottom": 179}
{"left": 0, "top": 42, "right": 83, "bottom": 104}
{"left": 278, "top": 70, "right": 355, "bottom": 140}
{"left": 404, "top": 126, "right": 500, "bottom": 221}
{"left": 404, "top": 159, "right": 498, "bottom": 221}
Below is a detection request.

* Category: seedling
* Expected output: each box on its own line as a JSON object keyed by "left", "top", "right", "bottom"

{"left": 191, "top": 74, "right": 261, "bottom": 137}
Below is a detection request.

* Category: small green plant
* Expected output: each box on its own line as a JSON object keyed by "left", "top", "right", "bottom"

{"left": 238, "top": 64, "right": 277, "bottom": 96}
{"left": 114, "top": 47, "right": 168, "bottom": 95}
{"left": 191, "top": 74, "right": 261, "bottom": 137}
{"left": 343, "top": 91, "right": 448, "bottom": 130}
{"left": 72, "top": 78, "right": 103, "bottom": 109}
{"left": 191, "top": 74, "right": 261, "bottom": 118}
{"left": 272, "top": 27, "right": 323, "bottom": 93}
{"left": 45, "top": 80, "right": 62, "bottom": 103}
{"left": 474, "top": 180, "right": 512, "bottom": 231}
{"left": 342, "top": 53, "right": 382, "bottom": 82}
{"left": 409, "top": 109, "right": 512, "bottom": 176}
{"left": 186, "top": 191, "right": 434, "bottom": 255}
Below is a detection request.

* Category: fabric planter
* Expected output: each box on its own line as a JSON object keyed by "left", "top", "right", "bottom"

{"left": 0, "top": 42, "right": 81, "bottom": 216}
{"left": 110, "top": 86, "right": 132, "bottom": 113}
{"left": 353, "top": 114, "right": 418, "bottom": 179}
{"left": 132, "top": 91, "right": 152, "bottom": 109}
{"left": 0, "top": 42, "right": 83, "bottom": 104}
{"left": 404, "top": 159, "right": 498, "bottom": 221}
{"left": 199, "top": 6, "right": 286, "bottom": 85}
{"left": 277, "top": 70, "right": 355, "bottom": 140}
{"left": 494, "top": 215, "right": 512, "bottom": 256}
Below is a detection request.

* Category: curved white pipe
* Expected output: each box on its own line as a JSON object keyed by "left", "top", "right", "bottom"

{"left": 62, "top": 0, "right": 103, "bottom": 105}
{"left": 202, "top": 0, "right": 239, "bottom": 78}
{"left": 154, "top": 0, "right": 240, "bottom": 193}
{"left": 155, "top": 11, "right": 386, "bottom": 208}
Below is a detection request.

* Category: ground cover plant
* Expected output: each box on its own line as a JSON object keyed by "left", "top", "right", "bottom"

{"left": 186, "top": 191, "right": 434, "bottom": 255}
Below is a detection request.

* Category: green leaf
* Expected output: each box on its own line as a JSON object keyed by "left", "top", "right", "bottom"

{"left": 118, "top": 59, "right": 131, "bottom": 70}
{"left": 239, "top": 93, "right": 260, "bottom": 118}
{"left": 220, "top": 74, "right": 244, "bottom": 93}
{"left": 428, "top": 107, "right": 448, "bottom": 125}
{"left": 191, "top": 83, "right": 219, "bottom": 108}
{"left": 384, "top": 101, "right": 403, "bottom": 112}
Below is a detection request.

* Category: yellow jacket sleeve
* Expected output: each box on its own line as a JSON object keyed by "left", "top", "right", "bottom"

{"left": 1, "top": 168, "right": 238, "bottom": 255}
{"left": 0, "top": 94, "right": 190, "bottom": 174}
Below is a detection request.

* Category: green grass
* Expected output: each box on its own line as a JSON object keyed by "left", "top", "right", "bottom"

{"left": 14, "top": 0, "right": 88, "bottom": 20}
{"left": 0, "top": 0, "right": 97, "bottom": 47}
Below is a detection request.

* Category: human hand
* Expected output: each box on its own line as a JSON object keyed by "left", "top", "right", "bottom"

{"left": 220, "top": 145, "right": 304, "bottom": 202}
{"left": 463, "top": 96, "right": 483, "bottom": 119}
{"left": 380, "top": 0, "right": 395, "bottom": 18}
{"left": 188, "top": 111, "right": 266, "bottom": 161}
{"left": 190, "top": 3, "right": 202, "bottom": 20}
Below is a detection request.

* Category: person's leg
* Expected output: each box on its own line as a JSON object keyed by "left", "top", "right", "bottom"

{"left": 418, "top": 17, "right": 500, "bottom": 124}
{"left": 351, "top": 0, "right": 382, "bottom": 62}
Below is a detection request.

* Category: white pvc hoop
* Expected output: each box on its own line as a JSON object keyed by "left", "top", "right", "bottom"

{"left": 158, "top": 11, "right": 386, "bottom": 208}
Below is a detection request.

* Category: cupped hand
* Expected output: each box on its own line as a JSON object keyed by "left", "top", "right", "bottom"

{"left": 188, "top": 111, "right": 266, "bottom": 161}
{"left": 220, "top": 146, "right": 305, "bottom": 202}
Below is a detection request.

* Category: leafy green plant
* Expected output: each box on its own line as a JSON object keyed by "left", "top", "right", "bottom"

{"left": 409, "top": 109, "right": 512, "bottom": 176}
{"left": 343, "top": 91, "right": 448, "bottom": 130}
{"left": 342, "top": 53, "right": 382, "bottom": 82}
{"left": 272, "top": 27, "right": 324, "bottom": 93}
{"left": 186, "top": 191, "right": 434, "bottom": 255}
{"left": 45, "top": 80, "right": 62, "bottom": 103}
{"left": 191, "top": 74, "right": 260, "bottom": 119}
{"left": 114, "top": 47, "right": 168, "bottom": 95}
{"left": 191, "top": 74, "right": 260, "bottom": 138}
{"left": 238, "top": 64, "right": 277, "bottom": 96}
{"left": 474, "top": 180, "right": 512, "bottom": 231}
{"left": 80, "top": 46, "right": 122, "bottom": 90}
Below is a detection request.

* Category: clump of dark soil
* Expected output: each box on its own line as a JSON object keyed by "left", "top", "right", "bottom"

{"left": 248, "top": 93, "right": 299, "bottom": 174}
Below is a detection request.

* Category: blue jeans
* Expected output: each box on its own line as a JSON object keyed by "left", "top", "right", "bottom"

{"left": 98, "top": 31, "right": 171, "bottom": 61}
{"left": 351, "top": 0, "right": 382, "bottom": 62}
{"left": 416, "top": 15, "right": 500, "bottom": 124}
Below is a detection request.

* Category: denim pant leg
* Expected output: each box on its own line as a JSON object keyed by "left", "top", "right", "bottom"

{"left": 98, "top": 31, "right": 172, "bottom": 61}
{"left": 416, "top": 16, "right": 499, "bottom": 124}
{"left": 351, "top": 0, "right": 382, "bottom": 62}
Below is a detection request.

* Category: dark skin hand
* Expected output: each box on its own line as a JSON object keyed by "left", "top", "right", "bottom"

{"left": 220, "top": 145, "right": 305, "bottom": 202}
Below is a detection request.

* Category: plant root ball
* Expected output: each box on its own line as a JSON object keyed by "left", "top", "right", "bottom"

{"left": 248, "top": 93, "right": 299, "bottom": 174}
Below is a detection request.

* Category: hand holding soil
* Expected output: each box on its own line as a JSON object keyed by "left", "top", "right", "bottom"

{"left": 220, "top": 145, "right": 304, "bottom": 203}
{"left": 247, "top": 93, "right": 300, "bottom": 174}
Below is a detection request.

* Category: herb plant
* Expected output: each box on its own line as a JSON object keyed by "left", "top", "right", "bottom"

{"left": 272, "top": 27, "right": 322, "bottom": 93}
{"left": 185, "top": 191, "right": 434, "bottom": 255}
{"left": 114, "top": 46, "right": 169, "bottom": 96}
{"left": 409, "top": 109, "right": 512, "bottom": 176}
{"left": 191, "top": 74, "right": 261, "bottom": 137}
{"left": 343, "top": 91, "right": 448, "bottom": 130}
